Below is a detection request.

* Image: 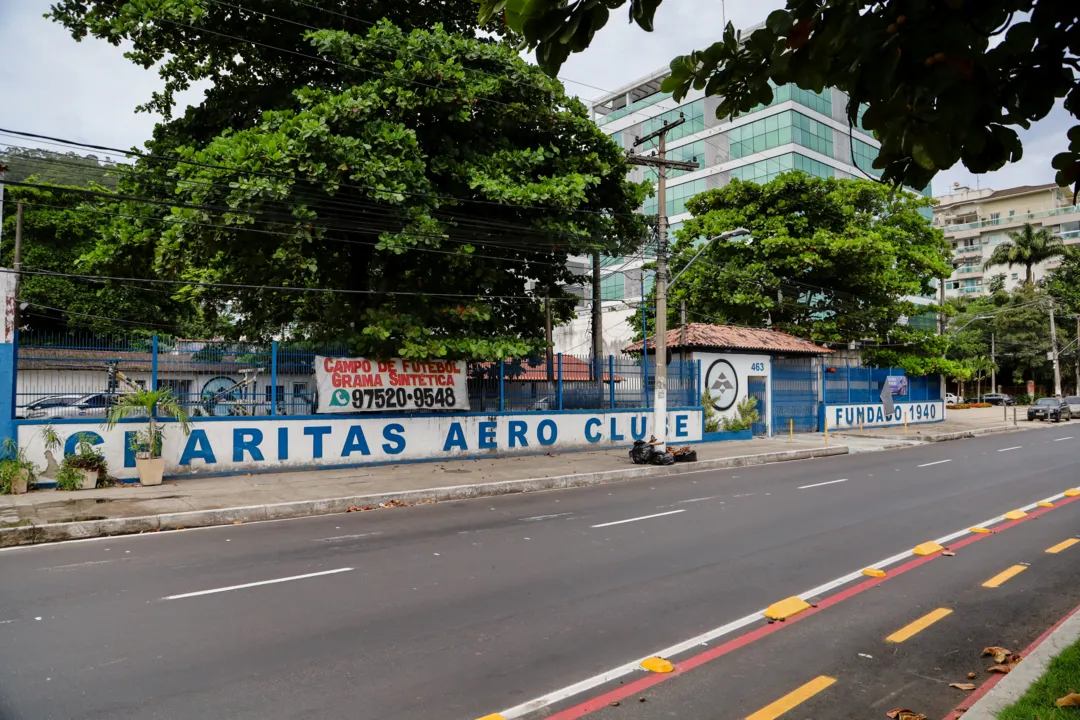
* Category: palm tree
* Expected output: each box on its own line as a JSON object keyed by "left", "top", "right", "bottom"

{"left": 104, "top": 388, "right": 191, "bottom": 458}
{"left": 983, "top": 223, "right": 1066, "bottom": 284}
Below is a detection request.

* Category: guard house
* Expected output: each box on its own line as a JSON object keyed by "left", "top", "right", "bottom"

{"left": 625, "top": 323, "right": 832, "bottom": 436}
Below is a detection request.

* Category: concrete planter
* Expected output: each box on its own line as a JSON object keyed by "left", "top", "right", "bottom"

{"left": 11, "top": 469, "right": 30, "bottom": 495}
{"left": 135, "top": 457, "right": 165, "bottom": 486}
{"left": 76, "top": 469, "right": 99, "bottom": 491}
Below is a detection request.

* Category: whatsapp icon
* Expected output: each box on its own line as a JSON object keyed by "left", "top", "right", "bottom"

{"left": 330, "top": 389, "right": 351, "bottom": 407}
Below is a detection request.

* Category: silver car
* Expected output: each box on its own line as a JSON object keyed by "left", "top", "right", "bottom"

{"left": 17, "top": 393, "right": 115, "bottom": 420}
{"left": 1067, "top": 396, "right": 1080, "bottom": 417}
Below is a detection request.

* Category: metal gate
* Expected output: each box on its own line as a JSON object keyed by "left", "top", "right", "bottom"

{"left": 771, "top": 358, "right": 819, "bottom": 433}
{"left": 747, "top": 376, "right": 768, "bottom": 436}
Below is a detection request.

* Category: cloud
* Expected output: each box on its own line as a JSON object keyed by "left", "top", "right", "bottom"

{"left": 0, "top": 0, "right": 205, "bottom": 156}
{"left": 1, "top": 0, "right": 1070, "bottom": 195}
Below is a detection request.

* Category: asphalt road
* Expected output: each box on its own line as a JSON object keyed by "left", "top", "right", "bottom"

{"left": 1, "top": 425, "right": 1078, "bottom": 720}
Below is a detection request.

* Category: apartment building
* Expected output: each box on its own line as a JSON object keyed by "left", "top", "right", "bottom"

{"left": 554, "top": 57, "right": 933, "bottom": 354}
{"left": 934, "top": 183, "right": 1080, "bottom": 298}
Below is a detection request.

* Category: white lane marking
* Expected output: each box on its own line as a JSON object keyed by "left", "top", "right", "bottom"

{"left": 43, "top": 558, "right": 132, "bottom": 571}
{"left": 998, "top": 446, "right": 1022, "bottom": 452}
{"left": 1054, "top": 437, "right": 1073, "bottom": 442}
{"left": 162, "top": 568, "right": 352, "bottom": 600}
{"left": 315, "top": 532, "right": 381, "bottom": 543}
{"left": 917, "top": 459, "right": 953, "bottom": 468}
{"left": 520, "top": 512, "right": 573, "bottom": 522}
{"left": 494, "top": 489, "right": 1072, "bottom": 719}
{"left": 797, "top": 479, "right": 848, "bottom": 490}
{"left": 676, "top": 496, "right": 723, "bottom": 504}
{"left": 591, "top": 510, "right": 686, "bottom": 528}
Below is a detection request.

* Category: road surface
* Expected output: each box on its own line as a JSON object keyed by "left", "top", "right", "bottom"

{"left": 1, "top": 426, "right": 1078, "bottom": 720}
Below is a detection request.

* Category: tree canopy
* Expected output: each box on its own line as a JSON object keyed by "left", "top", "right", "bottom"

{"left": 69, "top": 22, "right": 647, "bottom": 358}
{"left": 628, "top": 172, "right": 953, "bottom": 372}
{"left": 483, "top": 0, "right": 1080, "bottom": 197}
{"left": 49, "top": 0, "right": 499, "bottom": 148}
{"left": 0, "top": 147, "right": 117, "bottom": 188}
{"left": 0, "top": 184, "right": 209, "bottom": 335}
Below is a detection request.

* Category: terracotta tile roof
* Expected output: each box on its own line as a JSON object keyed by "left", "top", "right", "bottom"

{"left": 499, "top": 356, "right": 624, "bottom": 382}
{"left": 985, "top": 183, "right": 1058, "bottom": 200}
{"left": 623, "top": 323, "right": 832, "bottom": 355}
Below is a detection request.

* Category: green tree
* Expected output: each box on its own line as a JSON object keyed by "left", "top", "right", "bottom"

{"left": 631, "top": 173, "right": 950, "bottom": 350}
{"left": 49, "top": 0, "right": 500, "bottom": 148}
{"left": 483, "top": 0, "right": 1080, "bottom": 196}
{"left": 0, "top": 147, "right": 117, "bottom": 187}
{"left": 983, "top": 223, "right": 1065, "bottom": 284}
{"left": 78, "top": 22, "right": 647, "bottom": 358}
{"left": 0, "top": 184, "right": 209, "bottom": 335}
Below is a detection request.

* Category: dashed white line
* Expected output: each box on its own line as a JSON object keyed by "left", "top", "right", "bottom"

{"left": 917, "top": 459, "right": 952, "bottom": 468}
{"left": 797, "top": 479, "right": 848, "bottom": 490}
{"left": 998, "top": 446, "right": 1022, "bottom": 452}
{"left": 591, "top": 510, "right": 686, "bottom": 528}
{"left": 315, "top": 532, "right": 381, "bottom": 543}
{"left": 162, "top": 568, "right": 353, "bottom": 600}
{"left": 676, "top": 496, "right": 723, "bottom": 504}
{"left": 1054, "top": 437, "right": 1073, "bottom": 442}
{"left": 520, "top": 512, "right": 573, "bottom": 522}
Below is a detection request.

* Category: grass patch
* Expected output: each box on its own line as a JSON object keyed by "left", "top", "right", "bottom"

{"left": 997, "top": 634, "right": 1080, "bottom": 719}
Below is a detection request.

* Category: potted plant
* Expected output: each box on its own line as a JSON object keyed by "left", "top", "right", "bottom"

{"left": 56, "top": 433, "right": 108, "bottom": 491}
{"left": 104, "top": 388, "right": 191, "bottom": 486}
{"left": 0, "top": 438, "right": 37, "bottom": 495}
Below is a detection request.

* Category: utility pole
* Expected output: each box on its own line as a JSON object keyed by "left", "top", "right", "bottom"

{"left": 591, "top": 251, "right": 603, "bottom": 389}
{"left": 0, "top": 162, "right": 7, "bottom": 264}
{"left": 12, "top": 201, "right": 23, "bottom": 331}
{"left": 628, "top": 118, "right": 699, "bottom": 452}
{"left": 990, "top": 333, "right": 996, "bottom": 394}
{"left": 544, "top": 289, "right": 553, "bottom": 383}
{"left": 680, "top": 298, "right": 688, "bottom": 359}
{"left": 1049, "top": 297, "right": 1062, "bottom": 396}
{"left": 1075, "top": 316, "right": 1079, "bottom": 394}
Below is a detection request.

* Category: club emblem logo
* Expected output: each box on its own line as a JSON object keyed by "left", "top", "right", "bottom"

{"left": 705, "top": 359, "right": 739, "bottom": 411}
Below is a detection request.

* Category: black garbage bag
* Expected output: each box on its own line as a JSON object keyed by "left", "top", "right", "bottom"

{"left": 648, "top": 451, "right": 676, "bottom": 466}
{"left": 673, "top": 449, "right": 698, "bottom": 463}
{"left": 629, "top": 440, "right": 653, "bottom": 464}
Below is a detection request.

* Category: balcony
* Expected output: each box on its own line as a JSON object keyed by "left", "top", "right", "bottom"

{"left": 942, "top": 204, "right": 1080, "bottom": 234}
{"left": 953, "top": 265, "right": 983, "bottom": 275}
{"left": 954, "top": 245, "right": 982, "bottom": 255}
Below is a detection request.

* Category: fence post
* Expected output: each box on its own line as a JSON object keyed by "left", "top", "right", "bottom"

{"left": 557, "top": 354, "right": 564, "bottom": 410}
{"left": 499, "top": 359, "right": 505, "bottom": 412}
{"left": 608, "top": 355, "right": 615, "bottom": 410}
{"left": 270, "top": 341, "right": 279, "bottom": 416}
{"left": 151, "top": 335, "right": 159, "bottom": 391}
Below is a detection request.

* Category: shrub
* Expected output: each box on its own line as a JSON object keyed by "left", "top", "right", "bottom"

{"left": 722, "top": 396, "right": 759, "bottom": 432}
{"left": 702, "top": 389, "right": 721, "bottom": 432}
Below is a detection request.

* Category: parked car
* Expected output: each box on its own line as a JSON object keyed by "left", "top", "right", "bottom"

{"left": 16, "top": 393, "right": 116, "bottom": 420}
{"left": 980, "top": 393, "right": 1017, "bottom": 406}
{"left": 945, "top": 393, "right": 965, "bottom": 405}
{"left": 1066, "top": 396, "right": 1080, "bottom": 417}
{"left": 1027, "top": 397, "right": 1072, "bottom": 422}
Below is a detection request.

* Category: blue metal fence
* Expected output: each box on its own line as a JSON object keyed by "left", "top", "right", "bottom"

{"left": 823, "top": 358, "right": 941, "bottom": 405}
{"left": 771, "top": 357, "right": 819, "bottom": 433}
{"left": 13, "top": 333, "right": 698, "bottom": 417}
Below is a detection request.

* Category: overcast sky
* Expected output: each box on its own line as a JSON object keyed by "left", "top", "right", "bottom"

{"left": 0, "top": 0, "right": 1072, "bottom": 196}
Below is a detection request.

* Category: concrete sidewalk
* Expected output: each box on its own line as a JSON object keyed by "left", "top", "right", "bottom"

{"left": 0, "top": 437, "right": 846, "bottom": 545}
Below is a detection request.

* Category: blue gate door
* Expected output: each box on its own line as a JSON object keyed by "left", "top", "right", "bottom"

{"left": 771, "top": 358, "right": 819, "bottom": 434}
{"left": 747, "top": 377, "right": 768, "bottom": 436}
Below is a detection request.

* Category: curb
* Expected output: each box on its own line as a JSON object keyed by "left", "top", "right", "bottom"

{"left": 947, "top": 602, "right": 1080, "bottom": 719}
{"left": 838, "top": 425, "right": 1023, "bottom": 443}
{"left": 0, "top": 445, "right": 849, "bottom": 548}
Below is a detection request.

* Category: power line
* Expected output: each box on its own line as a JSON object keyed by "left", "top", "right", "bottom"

{"left": 0, "top": 127, "right": 643, "bottom": 220}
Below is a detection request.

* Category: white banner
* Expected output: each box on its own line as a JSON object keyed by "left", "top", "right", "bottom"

{"left": 315, "top": 356, "right": 470, "bottom": 413}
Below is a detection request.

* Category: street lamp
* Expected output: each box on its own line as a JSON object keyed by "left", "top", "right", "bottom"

{"left": 667, "top": 228, "right": 752, "bottom": 291}
{"left": 653, "top": 227, "right": 751, "bottom": 453}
